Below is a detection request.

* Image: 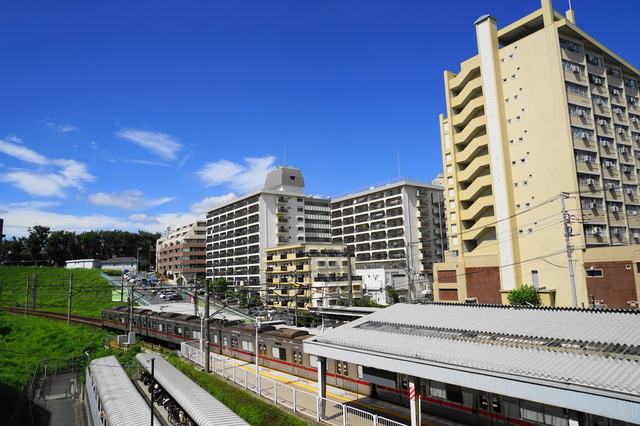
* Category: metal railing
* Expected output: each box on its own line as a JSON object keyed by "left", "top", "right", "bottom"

{"left": 181, "top": 342, "right": 406, "bottom": 426}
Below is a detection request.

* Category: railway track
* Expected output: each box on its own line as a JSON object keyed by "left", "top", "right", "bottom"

{"left": 1, "top": 307, "right": 103, "bottom": 328}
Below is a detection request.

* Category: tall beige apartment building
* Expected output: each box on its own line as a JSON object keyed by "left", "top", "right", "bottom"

{"left": 435, "top": 0, "right": 640, "bottom": 309}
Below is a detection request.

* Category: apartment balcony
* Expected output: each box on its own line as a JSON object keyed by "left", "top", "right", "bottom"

{"left": 387, "top": 209, "right": 403, "bottom": 217}
{"left": 295, "top": 264, "right": 312, "bottom": 272}
{"left": 277, "top": 226, "right": 288, "bottom": 235}
{"left": 418, "top": 209, "right": 429, "bottom": 218}
{"left": 388, "top": 230, "right": 405, "bottom": 238}
{"left": 371, "top": 232, "right": 386, "bottom": 240}
{"left": 277, "top": 237, "right": 290, "bottom": 244}
{"left": 277, "top": 196, "right": 288, "bottom": 204}
{"left": 355, "top": 235, "right": 370, "bottom": 242}
{"left": 276, "top": 216, "right": 288, "bottom": 225}
{"left": 342, "top": 218, "right": 354, "bottom": 225}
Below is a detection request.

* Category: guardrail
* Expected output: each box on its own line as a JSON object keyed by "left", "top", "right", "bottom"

{"left": 181, "top": 342, "right": 406, "bottom": 426}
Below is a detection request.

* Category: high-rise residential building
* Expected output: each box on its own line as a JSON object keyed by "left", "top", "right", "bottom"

{"left": 436, "top": 0, "right": 640, "bottom": 309}
{"left": 156, "top": 220, "right": 207, "bottom": 282}
{"left": 205, "top": 166, "right": 331, "bottom": 289}
{"left": 330, "top": 177, "right": 446, "bottom": 302}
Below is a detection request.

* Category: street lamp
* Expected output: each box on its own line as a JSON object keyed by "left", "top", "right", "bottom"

{"left": 136, "top": 247, "right": 141, "bottom": 273}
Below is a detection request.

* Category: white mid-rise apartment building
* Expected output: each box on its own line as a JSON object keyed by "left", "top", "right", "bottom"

{"left": 330, "top": 177, "right": 446, "bottom": 302}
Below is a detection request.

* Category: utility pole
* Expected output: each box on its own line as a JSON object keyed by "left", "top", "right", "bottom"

{"left": 204, "top": 279, "right": 210, "bottom": 374}
{"left": 347, "top": 250, "right": 353, "bottom": 306}
{"left": 67, "top": 274, "right": 73, "bottom": 325}
{"left": 561, "top": 192, "right": 578, "bottom": 308}
{"left": 24, "top": 276, "right": 29, "bottom": 316}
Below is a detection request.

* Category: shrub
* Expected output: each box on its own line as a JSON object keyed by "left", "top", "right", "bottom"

{"left": 507, "top": 284, "right": 541, "bottom": 306}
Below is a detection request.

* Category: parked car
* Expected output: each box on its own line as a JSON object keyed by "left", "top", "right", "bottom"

{"left": 166, "top": 294, "right": 183, "bottom": 301}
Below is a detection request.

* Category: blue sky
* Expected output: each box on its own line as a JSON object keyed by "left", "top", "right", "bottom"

{"left": 1, "top": 0, "right": 639, "bottom": 239}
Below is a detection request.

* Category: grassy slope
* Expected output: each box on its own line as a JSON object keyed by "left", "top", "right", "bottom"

{"left": 0, "top": 266, "right": 117, "bottom": 316}
{"left": 0, "top": 311, "right": 111, "bottom": 426}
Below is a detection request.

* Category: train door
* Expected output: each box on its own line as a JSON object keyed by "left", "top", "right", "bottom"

{"left": 334, "top": 360, "right": 349, "bottom": 391}
{"left": 477, "top": 391, "right": 501, "bottom": 426}
{"left": 291, "top": 349, "right": 303, "bottom": 377}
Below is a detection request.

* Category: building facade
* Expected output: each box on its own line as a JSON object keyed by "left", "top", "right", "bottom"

{"left": 436, "top": 0, "right": 640, "bottom": 308}
{"left": 263, "top": 243, "right": 363, "bottom": 315}
{"left": 156, "top": 221, "right": 207, "bottom": 282}
{"left": 205, "top": 166, "right": 332, "bottom": 288}
{"left": 330, "top": 177, "right": 446, "bottom": 302}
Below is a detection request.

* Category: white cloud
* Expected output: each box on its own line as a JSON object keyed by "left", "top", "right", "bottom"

{"left": 196, "top": 155, "right": 276, "bottom": 193}
{"left": 0, "top": 139, "right": 47, "bottom": 164}
{"left": 0, "top": 139, "right": 95, "bottom": 197}
{"left": 190, "top": 193, "right": 238, "bottom": 214}
{"left": 87, "top": 189, "right": 174, "bottom": 210}
{"left": 116, "top": 129, "right": 182, "bottom": 161}
{"left": 42, "top": 119, "right": 78, "bottom": 133}
{"left": 127, "top": 213, "right": 159, "bottom": 224}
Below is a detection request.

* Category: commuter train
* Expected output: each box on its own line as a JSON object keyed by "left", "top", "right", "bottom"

{"left": 102, "top": 306, "right": 635, "bottom": 426}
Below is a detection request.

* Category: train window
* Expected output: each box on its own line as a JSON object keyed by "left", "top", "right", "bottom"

{"left": 151, "top": 322, "right": 157, "bottom": 330}
{"left": 429, "top": 381, "right": 446, "bottom": 399}
{"left": 445, "top": 384, "right": 464, "bottom": 404}
{"left": 337, "top": 362, "right": 342, "bottom": 375}
{"left": 336, "top": 361, "right": 348, "bottom": 376}
{"left": 176, "top": 327, "right": 182, "bottom": 336}
{"left": 520, "top": 401, "right": 544, "bottom": 423}
{"left": 272, "top": 347, "right": 286, "bottom": 361}
{"left": 143, "top": 320, "right": 147, "bottom": 328}
{"left": 132, "top": 319, "right": 137, "bottom": 326}
{"left": 343, "top": 362, "right": 348, "bottom": 376}
{"left": 259, "top": 344, "right": 267, "bottom": 355}
{"left": 184, "top": 328, "right": 190, "bottom": 338}
{"left": 231, "top": 337, "right": 238, "bottom": 348}
{"left": 167, "top": 325, "right": 172, "bottom": 334}
{"left": 119, "top": 315, "right": 125, "bottom": 324}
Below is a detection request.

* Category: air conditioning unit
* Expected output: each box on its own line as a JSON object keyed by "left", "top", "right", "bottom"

{"left": 609, "top": 205, "right": 619, "bottom": 212}
{"left": 632, "top": 117, "right": 639, "bottom": 124}
{"left": 589, "top": 202, "right": 598, "bottom": 209}
{"left": 634, "top": 136, "right": 640, "bottom": 142}
{"left": 595, "top": 78, "right": 603, "bottom": 85}
{"left": 604, "top": 161, "right": 614, "bottom": 168}
{"left": 596, "top": 98, "right": 604, "bottom": 105}
{"left": 605, "top": 183, "right": 615, "bottom": 190}
{"left": 577, "top": 110, "right": 586, "bottom": 117}
{"left": 571, "top": 65, "right": 581, "bottom": 73}
{"left": 584, "top": 156, "right": 592, "bottom": 162}
{"left": 581, "top": 132, "right": 589, "bottom": 139}
{"left": 613, "top": 230, "right": 621, "bottom": 237}
{"left": 626, "top": 189, "right": 634, "bottom": 195}
{"left": 598, "top": 119, "right": 608, "bottom": 126}
{"left": 586, "top": 178, "right": 596, "bottom": 185}
{"left": 617, "top": 128, "right": 625, "bottom": 134}
{"left": 623, "top": 166, "right": 632, "bottom": 173}
{"left": 620, "top": 147, "right": 628, "bottom": 154}
{"left": 630, "top": 98, "right": 637, "bottom": 105}
{"left": 592, "top": 227, "right": 602, "bottom": 235}
{"left": 615, "top": 108, "right": 623, "bottom": 115}
{"left": 634, "top": 233, "right": 640, "bottom": 239}
{"left": 600, "top": 140, "right": 610, "bottom": 147}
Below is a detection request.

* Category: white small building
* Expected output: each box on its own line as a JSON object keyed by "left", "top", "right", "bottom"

{"left": 101, "top": 257, "right": 138, "bottom": 271}
{"left": 65, "top": 259, "right": 102, "bottom": 269}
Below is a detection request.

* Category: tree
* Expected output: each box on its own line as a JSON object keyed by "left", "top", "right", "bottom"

{"left": 385, "top": 285, "right": 400, "bottom": 304}
{"left": 213, "top": 277, "right": 228, "bottom": 294}
{"left": 507, "top": 284, "right": 541, "bottom": 306}
{"left": 1, "top": 237, "right": 26, "bottom": 265}
{"left": 26, "top": 225, "right": 50, "bottom": 266}
{"left": 46, "top": 230, "right": 78, "bottom": 267}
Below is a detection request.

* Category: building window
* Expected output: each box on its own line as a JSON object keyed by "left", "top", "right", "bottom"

{"left": 624, "top": 77, "right": 637, "bottom": 89}
{"left": 531, "top": 270, "right": 539, "bottom": 288}
{"left": 606, "top": 66, "right": 621, "bottom": 79}
{"left": 586, "top": 53, "right": 602, "bottom": 67}
{"left": 566, "top": 81, "right": 588, "bottom": 97}
{"left": 559, "top": 38, "right": 582, "bottom": 53}
{"left": 586, "top": 269, "right": 603, "bottom": 277}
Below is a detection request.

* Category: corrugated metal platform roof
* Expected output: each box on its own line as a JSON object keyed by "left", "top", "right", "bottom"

{"left": 137, "top": 353, "right": 249, "bottom": 426}
{"left": 305, "top": 304, "right": 640, "bottom": 398}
